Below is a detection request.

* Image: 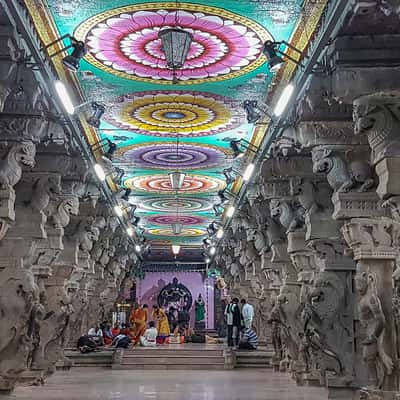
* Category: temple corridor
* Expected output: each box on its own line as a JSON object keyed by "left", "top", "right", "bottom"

{"left": 3, "top": 369, "right": 324, "bottom": 400}
{"left": 2, "top": 0, "right": 400, "bottom": 399}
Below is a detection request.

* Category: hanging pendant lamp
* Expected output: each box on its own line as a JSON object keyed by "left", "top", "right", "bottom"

{"left": 171, "top": 223, "right": 183, "bottom": 235}
{"left": 159, "top": 28, "right": 193, "bottom": 70}
{"left": 169, "top": 170, "right": 185, "bottom": 190}
{"left": 172, "top": 244, "right": 181, "bottom": 255}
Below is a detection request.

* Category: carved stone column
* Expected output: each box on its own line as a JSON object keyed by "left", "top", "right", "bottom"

{"left": 343, "top": 218, "right": 400, "bottom": 393}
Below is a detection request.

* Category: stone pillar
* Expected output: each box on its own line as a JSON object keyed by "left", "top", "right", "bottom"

{"left": 351, "top": 92, "right": 400, "bottom": 398}
{"left": 343, "top": 218, "right": 400, "bottom": 393}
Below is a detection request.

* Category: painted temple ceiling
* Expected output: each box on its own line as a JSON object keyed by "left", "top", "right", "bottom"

{"left": 28, "top": 0, "right": 327, "bottom": 258}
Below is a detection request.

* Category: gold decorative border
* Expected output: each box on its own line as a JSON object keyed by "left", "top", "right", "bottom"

{"left": 73, "top": 2, "right": 273, "bottom": 85}
{"left": 268, "top": 0, "right": 329, "bottom": 101}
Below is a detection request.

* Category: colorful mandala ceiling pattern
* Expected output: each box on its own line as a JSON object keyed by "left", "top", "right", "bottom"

{"left": 119, "top": 142, "right": 230, "bottom": 170}
{"left": 105, "top": 91, "right": 243, "bottom": 137}
{"left": 147, "top": 215, "right": 206, "bottom": 226}
{"left": 148, "top": 228, "right": 206, "bottom": 237}
{"left": 125, "top": 174, "right": 225, "bottom": 194}
{"left": 74, "top": 3, "right": 272, "bottom": 84}
{"left": 35, "top": 0, "right": 313, "bottom": 251}
{"left": 137, "top": 197, "right": 213, "bottom": 213}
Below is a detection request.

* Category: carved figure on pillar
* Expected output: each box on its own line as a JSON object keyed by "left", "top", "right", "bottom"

{"left": 304, "top": 271, "right": 354, "bottom": 385}
{"left": 355, "top": 271, "right": 393, "bottom": 389}
{"left": 311, "top": 147, "right": 374, "bottom": 194}
{"left": 273, "top": 284, "right": 302, "bottom": 374}
{"left": 353, "top": 92, "right": 400, "bottom": 165}
{"left": 0, "top": 141, "right": 36, "bottom": 189}
{"left": 269, "top": 198, "right": 305, "bottom": 234}
{"left": 0, "top": 265, "right": 39, "bottom": 392}
{"left": 269, "top": 297, "right": 283, "bottom": 367}
{"left": 0, "top": 141, "right": 36, "bottom": 240}
{"left": 393, "top": 265, "right": 400, "bottom": 372}
{"left": 45, "top": 196, "right": 79, "bottom": 229}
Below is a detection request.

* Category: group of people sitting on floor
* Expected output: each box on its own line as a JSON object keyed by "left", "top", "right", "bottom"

{"left": 77, "top": 299, "right": 258, "bottom": 353}
{"left": 77, "top": 303, "right": 209, "bottom": 352}
{"left": 78, "top": 321, "right": 133, "bottom": 352}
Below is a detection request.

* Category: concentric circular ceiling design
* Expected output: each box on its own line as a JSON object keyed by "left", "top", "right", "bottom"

{"left": 125, "top": 174, "right": 225, "bottom": 194}
{"left": 105, "top": 91, "right": 242, "bottom": 137}
{"left": 118, "top": 142, "right": 230, "bottom": 169}
{"left": 148, "top": 228, "right": 206, "bottom": 237}
{"left": 137, "top": 197, "right": 213, "bottom": 213}
{"left": 147, "top": 215, "right": 206, "bottom": 226}
{"left": 74, "top": 3, "right": 273, "bottom": 84}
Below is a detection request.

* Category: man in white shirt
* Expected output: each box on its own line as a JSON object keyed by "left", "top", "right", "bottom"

{"left": 88, "top": 326, "right": 104, "bottom": 346}
{"left": 140, "top": 321, "right": 158, "bottom": 347}
{"left": 241, "top": 299, "right": 254, "bottom": 329}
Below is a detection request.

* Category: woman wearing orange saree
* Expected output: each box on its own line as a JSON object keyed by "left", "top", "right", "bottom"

{"left": 151, "top": 305, "right": 170, "bottom": 344}
{"left": 130, "top": 304, "right": 148, "bottom": 345}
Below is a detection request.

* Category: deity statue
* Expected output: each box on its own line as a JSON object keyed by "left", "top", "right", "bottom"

{"left": 157, "top": 277, "right": 192, "bottom": 312}
{"left": 195, "top": 294, "right": 205, "bottom": 323}
{"left": 269, "top": 298, "right": 283, "bottom": 365}
{"left": 355, "top": 271, "right": 393, "bottom": 389}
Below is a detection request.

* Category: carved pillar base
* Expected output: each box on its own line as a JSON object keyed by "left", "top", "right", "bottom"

{"left": 359, "top": 388, "right": 400, "bottom": 400}
{"left": 17, "top": 370, "right": 46, "bottom": 387}
{"left": 0, "top": 377, "right": 15, "bottom": 393}
{"left": 326, "top": 385, "right": 357, "bottom": 400}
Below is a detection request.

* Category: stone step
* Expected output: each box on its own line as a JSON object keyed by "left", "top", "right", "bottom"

{"left": 122, "top": 356, "right": 225, "bottom": 365}
{"left": 234, "top": 350, "right": 273, "bottom": 369}
{"left": 235, "top": 351, "right": 273, "bottom": 357}
{"left": 64, "top": 351, "right": 114, "bottom": 368}
{"left": 117, "top": 346, "right": 227, "bottom": 370}
{"left": 113, "top": 363, "right": 226, "bottom": 370}
{"left": 235, "top": 364, "right": 272, "bottom": 369}
{"left": 236, "top": 359, "right": 272, "bottom": 365}
{"left": 123, "top": 349, "right": 223, "bottom": 357}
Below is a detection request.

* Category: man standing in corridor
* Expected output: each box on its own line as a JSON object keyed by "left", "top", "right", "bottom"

{"left": 241, "top": 298, "right": 254, "bottom": 329}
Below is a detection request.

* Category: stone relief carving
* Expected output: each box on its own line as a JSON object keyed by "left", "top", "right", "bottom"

{"left": 393, "top": 265, "right": 400, "bottom": 373}
{"left": 0, "top": 265, "right": 39, "bottom": 391}
{"left": 342, "top": 218, "right": 400, "bottom": 258}
{"left": 269, "top": 198, "right": 305, "bottom": 234}
{"left": 303, "top": 271, "right": 354, "bottom": 385}
{"left": 0, "top": 141, "right": 36, "bottom": 189}
{"left": 274, "top": 284, "right": 302, "bottom": 374}
{"left": 45, "top": 196, "right": 79, "bottom": 229}
{"left": 355, "top": 271, "right": 393, "bottom": 389}
{"left": 311, "top": 147, "right": 374, "bottom": 194}
{"left": 28, "top": 176, "right": 61, "bottom": 213}
{"left": 65, "top": 284, "right": 88, "bottom": 347}
{"left": 0, "top": 37, "right": 23, "bottom": 112}
{"left": 269, "top": 297, "right": 284, "bottom": 366}
{"left": 353, "top": 92, "right": 400, "bottom": 165}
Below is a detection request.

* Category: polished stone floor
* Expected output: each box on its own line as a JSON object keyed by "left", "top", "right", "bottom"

{"left": 5, "top": 369, "right": 326, "bottom": 400}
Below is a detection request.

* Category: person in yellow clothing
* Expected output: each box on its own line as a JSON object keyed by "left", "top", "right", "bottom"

{"left": 130, "top": 304, "right": 148, "bottom": 345}
{"left": 151, "top": 305, "right": 170, "bottom": 344}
